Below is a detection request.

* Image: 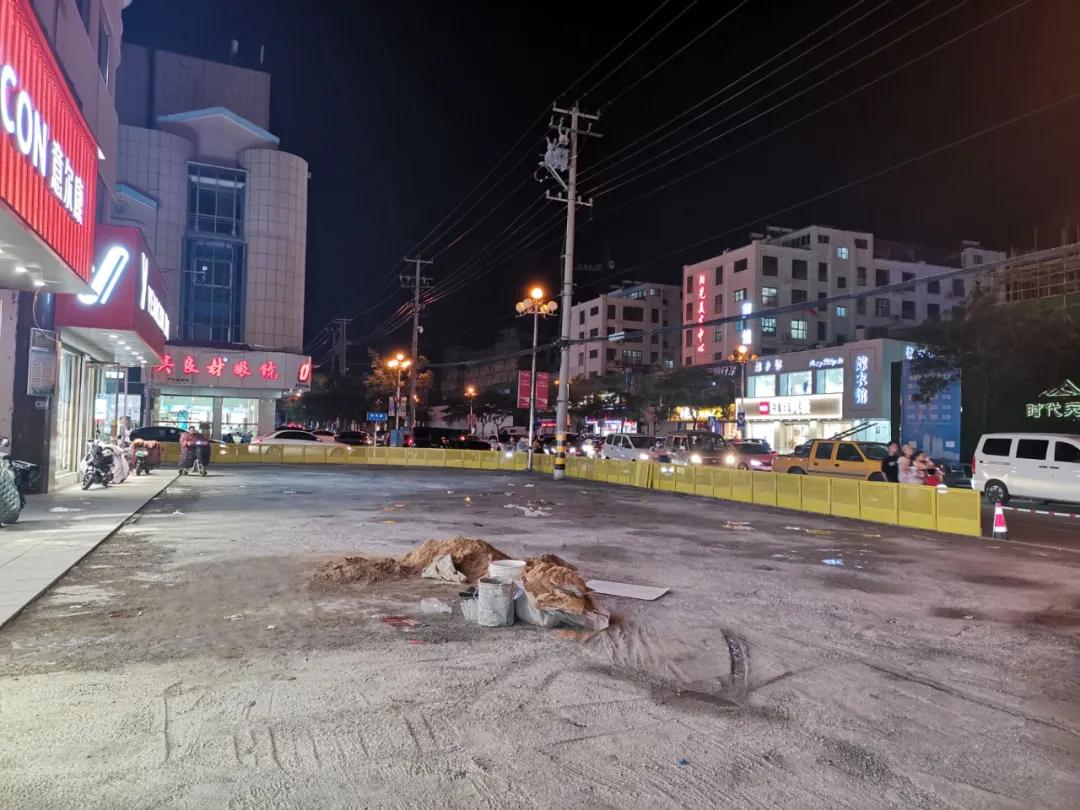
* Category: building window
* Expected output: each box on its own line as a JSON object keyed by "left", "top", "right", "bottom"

{"left": 606, "top": 326, "right": 614, "bottom": 336}
{"left": 589, "top": 305, "right": 599, "bottom": 317}
{"left": 98, "top": 22, "right": 111, "bottom": 85}
{"left": 606, "top": 348, "right": 616, "bottom": 360}
{"left": 685, "top": 331, "right": 692, "bottom": 348}
{"left": 817, "top": 233, "right": 830, "bottom": 244}
{"left": 761, "top": 286, "right": 778, "bottom": 307}
{"left": 790, "top": 289, "right": 807, "bottom": 304}
{"left": 902, "top": 300, "right": 916, "bottom": 319}
{"left": 623, "top": 349, "right": 643, "bottom": 365}
{"left": 733, "top": 288, "right": 747, "bottom": 302}
{"left": 761, "top": 255, "right": 778, "bottom": 276}
{"left": 685, "top": 302, "right": 693, "bottom": 321}
{"left": 952, "top": 278, "right": 965, "bottom": 297}
{"left": 714, "top": 294, "right": 724, "bottom": 314}
{"left": 792, "top": 259, "right": 808, "bottom": 280}
{"left": 836, "top": 305, "right": 848, "bottom": 318}
{"left": 816, "top": 367, "right": 844, "bottom": 393}
{"left": 817, "top": 321, "right": 827, "bottom": 341}
{"left": 875, "top": 268, "right": 890, "bottom": 286}
{"left": 588, "top": 349, "right": 598, "bottom": 359}
{"left": 875, "top": 298, "right": 891, "bottom": 317}
{"left": 589, "top": 328, "right": 598, "bottom": 338}
{"left": 714, "top": 266, "right": 723, "bottom": 284}
{"left": 779, "top": 370, "right": 812, "bottom": 395}
{"left": 714, "top": 325, "right": 724, "bottom": 342}
{"left": 927, "top": 302, "right": 940, "bottom": 319}
{"left": 748, "top": 375, "right": 776, "bottom": 397}
{"left": 188, "top": 164, "right": 246, "bottom": 236}
{"left": 686, "top": 276, "right": 693, "bottom": 293}
{"left": 734, "top": 257, "right": 748, "bottom": 273}
{"left": 855, "top": 238, "right": 868, "bottom": 249}
{"left": 713, "top": 352, "right": 726, "bottom": 363}
{"left": 835, "top": 276, "right": 846, "bottom": 289}
{"left": 651, "top": 308, "right": 659, "bottom": 323}
{"left": 623, "top": 306, "right": 643, "bottom": 322}
{"left": 684, "top": 356, "right": 693, "bottom": 366}
{"left": 578, "top": 353, "right": 585, "bottom": 367}
{"left": 735, "top": 318, "right": 746, "bottom": 333}
{"left": 857, "top": 266, "right": 867, "bottom": 286}
{"left": 650, "top": 333, "right": 659, "bottom": 344}
{"left": 818, "top": 262, "right": 828, "bottom": 282}
{"left": 790, "top": 319, "right": 808, "bottom": 340}
{"left": 761, "top": 316, "right": 777, "bottom": 336}
{"left": 578, "top": 310, "right": 585, "bottom": 325}
{"left": 902, "top": 271, "right": 915, "bottom": 284}
{"left": 181, "top": 239, "right": 246, "bottom": 343}
{"left": 856, "top": 298, "right": 866, "bottom": 315}
{"left": 927, "top": 279, "right": 941, "bottom": 294}
{"left": 651, "top": 352, "right": 659, "bottom": 363}
{"left": 837, "top": 246, "right": 849, "bottom": 259}
{"left": 607, "top": 304, "right": 616, "bottom": 319}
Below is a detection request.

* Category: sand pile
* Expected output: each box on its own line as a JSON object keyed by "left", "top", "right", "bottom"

{"left": 400, "top": 537, "right": 509, "bottom": 582}
{"left": 313, "top": 556, "right": 409, "bottom": 585}
{"left": 522, "top": 560, "right": 591, "bottom": 615}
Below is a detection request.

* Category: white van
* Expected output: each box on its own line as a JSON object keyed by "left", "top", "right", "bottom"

{"left": 971, "top": 433, "right": 1080, "bottom": 505}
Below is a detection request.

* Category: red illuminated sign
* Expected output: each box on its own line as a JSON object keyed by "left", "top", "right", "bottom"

{"left": 155, "top": 354, "right": 174, "bottom": 375}
{"left": 150, "top": 347, "right": 312, "bottom": 391}
{"left": 758, "top": 401, "right": 771, "bottom": 416}
{"left": 182, "top": 355, "right": 200, "bottom": 375}
{"left": 206, "top": 356, "right": 225, "bottom": 377}
{"left": 297, "top": 359, "right": 312, "bottom": 383}
{"left": 258, "top": 360, "right": 279, "bottom": 380}
{"left": 233, "top": 360, "right": 252, "bottom": 379}
{"left": 0, "top": 0, "right": 98, "bottom": 280}
{"left": 696, "top": 273, "right": 707, "bottom": 354}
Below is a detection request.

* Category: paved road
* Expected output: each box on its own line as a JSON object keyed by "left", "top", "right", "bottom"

{"left": 979, "top": 498, "right": 1080, "bottom": 552}
{"left": 1, "top": 466, "right": 1078, "bottom": 808}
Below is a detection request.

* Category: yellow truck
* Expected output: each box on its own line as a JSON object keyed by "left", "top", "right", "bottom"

{"left": 772, "top": 439, "right": 891, "bottom": 481}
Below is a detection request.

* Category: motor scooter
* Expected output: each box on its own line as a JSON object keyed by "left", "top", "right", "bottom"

{"left": 81, "top": 439, "right": 115, "bottom": 490}
{"left": 0, "top": 438, "right": 39, "bottom": 525}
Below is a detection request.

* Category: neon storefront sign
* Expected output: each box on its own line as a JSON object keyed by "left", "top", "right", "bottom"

{"left": 854, "top": 354, "right": 870, "bottom": 405}
{"left": 139, "top": 253, "right": 170, "bottom": 338}
{"left": 1026, "top": 380, "right": 1080, "bottom": 419}
{"left": 154, "top": 353, "right": 304, "bottom": 383}
{"left": 78, "top": 245, "right": 169, "bottom": 340}
{"left": 808, "top": 356, "right": 844, "bottom": 369}
{"left": 695, "top": 272, "right": 706, "bottom": 354}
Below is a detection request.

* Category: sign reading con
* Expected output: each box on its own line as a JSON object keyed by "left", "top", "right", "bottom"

{"left": 0, "top": 0, "right": 98, "bottom": 279}
{"left": 1026, "top": 380, "right": 1080, "bottom": 420}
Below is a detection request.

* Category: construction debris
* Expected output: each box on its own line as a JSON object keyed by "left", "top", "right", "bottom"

{"left": 421, "top": 554, "right": 467, "bottom": 583}
{"left": 400, "top": 537, "right": 508, "bottom": 582}
{"left": 312, "top": 556, "right": 409, "bottom": 585}
{"left": 586, "top": 580, "right": 669, "bottom": 601}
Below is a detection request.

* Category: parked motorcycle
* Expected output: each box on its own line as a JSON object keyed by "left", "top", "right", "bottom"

{"left": 0, "top": 438, "right": 38, "bottom": 525}
{"left": 130, "top": 439, "right": 162, "bottom": 476}
{"left": 81, "top": 439, "right": 115, "bottom": 490}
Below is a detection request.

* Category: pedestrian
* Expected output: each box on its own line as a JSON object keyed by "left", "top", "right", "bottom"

{"left": 915, "top": 451, "right": 939, "bottom": 486}
{"left": 179, "top": 425, "right": 198, "bottom": 470}
{"left": 881, "top": 441, "right": 901, "bottom": 483}
{"left": 898, "top": 443, "right": 919, "bottom": 484}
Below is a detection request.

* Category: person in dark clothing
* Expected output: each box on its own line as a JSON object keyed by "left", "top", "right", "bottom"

{"left": 881, "top": 442, "right": 901, "bottom": 483}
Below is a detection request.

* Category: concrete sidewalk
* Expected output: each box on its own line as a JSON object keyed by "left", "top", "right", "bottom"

{"left": 0, "top": 470, "right": 176, "bottom": 628}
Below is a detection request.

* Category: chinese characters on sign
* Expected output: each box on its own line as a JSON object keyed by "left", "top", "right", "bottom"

{"left": 149, "top": 350, "right": 310, "bottom": 388}
{"left": 154, "top": 354, "right": 174, "bottom": 375}
{"left": 695, "top": 273, "right": 707, "bottom": 354}
{"left": 182, "top": 355, "right": 200, "bottom": 375}
{"left": 758, "top": 398, "right": 811, "bottom": 416}
{"left": 258, "top": 361, "right": 279, "bottom": 381}
{"left": 206, "top": 356, "right": 225, "bottom": 377}
{"left": 233, "top": 360, "right": 252, "bottom": 379}
{"left": 1025, "top": 380, "right": 1080, "bottom": 419}
{"left": 752, "top": 358, "right": 783, "bottom": 374}
{"left": 854, "top": 354, "right": 870, "bottom": 406}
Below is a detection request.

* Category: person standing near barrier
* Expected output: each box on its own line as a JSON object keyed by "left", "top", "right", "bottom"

{"left": 882, "top": 442, "right": 901, "bottom": 483}
{"left": 898, "top": 444, "right": 919, "bottom": 484}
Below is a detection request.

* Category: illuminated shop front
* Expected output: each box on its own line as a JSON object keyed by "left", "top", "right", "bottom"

{"left": 739, "top": 339, "right": 915, "bottom": 452}
{"left": 149, "top": 345, "right": 311, "bottom": 439}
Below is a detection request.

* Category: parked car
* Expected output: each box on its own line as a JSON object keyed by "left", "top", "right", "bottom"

{"left": 248, "top": 429, "right": 346, "bottom": 453}
{"left": 311, "top": 429, "right": 337, "bottom": 444}
{"left": 335, "top": 430, "right": 372, "bottom": 446}
{"left": 541, "top": 434, "right": 582, "bottom": 455}
{"left": 130, "top": 425, "right": 186, "bottom": 443}
{"left": 450, "top": 434, "right": 493, "bottom": 451}
{"left": 773, "top": 439, "right": 889, "bottom": 480}
{"left": 972, "top": 432, "right": 1080, "bottom": 505}
{"left": 410, "top": 426, "right": 467, "bottom": 448}
{"left": 600, "top": 433, "right": 664, "bottom": 462}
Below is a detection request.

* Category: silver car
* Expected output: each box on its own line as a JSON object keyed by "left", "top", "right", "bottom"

{"left": 600, "top": 433, "right": 662, "bottom": 462}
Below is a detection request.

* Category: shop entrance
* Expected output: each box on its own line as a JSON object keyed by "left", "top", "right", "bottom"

{"left": 156, "top": 395, "right": 214, "bottom": 431}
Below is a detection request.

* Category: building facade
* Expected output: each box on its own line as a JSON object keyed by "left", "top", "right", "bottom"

{"left": 112, "top": 43, "right": 309, "bottom": 438}
{"left": 569, "top": 282, "right": 680, "bottom": 379}
{"left": 681, "top": 226, "right": 1003, "bottom": 367}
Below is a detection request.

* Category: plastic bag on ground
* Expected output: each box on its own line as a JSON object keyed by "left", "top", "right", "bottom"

{"left": 421, "top": 553, "right": 467, "bottom": 584}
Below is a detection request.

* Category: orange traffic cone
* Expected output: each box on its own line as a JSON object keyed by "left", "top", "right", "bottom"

{"left": 992, "top": 501, "right": 1008, "bottom": 540}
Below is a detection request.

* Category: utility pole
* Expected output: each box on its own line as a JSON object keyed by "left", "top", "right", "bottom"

{"left": 539, "top": 102, "right": 600, "bottom": 480}
{"left": 334, "top": 318, "right": 349, "bottom": 378}
{"left": 401, "top": 258, "right": 433, "bottom": 431}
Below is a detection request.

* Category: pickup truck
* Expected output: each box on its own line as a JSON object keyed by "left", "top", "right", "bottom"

{"left": 772, "top": 439, "right": 891, "bottom": 481}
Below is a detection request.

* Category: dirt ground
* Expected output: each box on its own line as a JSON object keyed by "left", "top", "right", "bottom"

{"left": 1, "top": 465, "right": 1079, "bottom": 809}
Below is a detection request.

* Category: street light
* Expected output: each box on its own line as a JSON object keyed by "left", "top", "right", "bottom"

{"left": 465, "top": 385, "right": 477, "bottom": 434}
{"left": 727, "top": 344, "right": 759, "bottom": 440}
{"left": 386, "top": 353, "right": 412, "bottom": 433}
{"left": 516, "top": 287, "right": 559, "bottom": 470}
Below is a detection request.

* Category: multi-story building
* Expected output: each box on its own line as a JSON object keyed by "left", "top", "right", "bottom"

{"left": 569, "top": 282, "right": 680, "bottom": 379}
{"left": 111, "top": 43, "right": 310, "bottom": 438}
{"left": 681, "top": 226, "right": 1003, "bottom": 367}
{"left": 438, "top": 327, "right": 532, "bottom": 401}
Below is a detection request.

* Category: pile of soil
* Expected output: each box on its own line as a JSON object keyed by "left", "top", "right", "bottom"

{"left": 400, "top": 537, "right": 509, "bottom": 583}
{"left": 313, "top": 556, "right": 409, "bottom": 585}
{"left": 522, "top": 560, "right": 591, "bottom": 615}
{"left": 525, "top": 554, "right": 576, "bottom": 571}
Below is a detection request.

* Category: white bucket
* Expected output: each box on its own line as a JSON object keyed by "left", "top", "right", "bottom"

{"left": 476, "top": 577, "right": 516, "bottom": 627}
{"left": 489, "top": 559, "right": 526, "bottom": 581}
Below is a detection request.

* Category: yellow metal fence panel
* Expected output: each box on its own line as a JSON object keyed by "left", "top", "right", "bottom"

{"left": 800, "top": 476, "right": 831, "bottom": 514}
{"left": 830, "top": 478, "right": 861, "bottom": 518}
{"left": 443, "top": 449, "right": 463, "bottom": 468}
{"left": 653, "top": 464, "right": 676, "bottom": 493}
{"left": 934, "top": 488, "right": 982, "bottom": 536}
{"left": 897, "top": 484, "right": 936, "bottom": 530}
{"left": 348, "top": 447, "right": 372, "bottom": 465}
{"left": 752, "top": 472, "right": 778, "bottom": 507}
{"left": 730, "top": 470, "right": 753, "bottom": 502}
{"left": 693, "top": 466, "right": 714, "bottom": 497}
{"left": 776, "top": 474, "right": 801, "bottom": 510}
{"left": 633, "top": 462, "right": 653, "bottom": 488}
{"left": 859, "top": 481, "right": 899, "bottom": 524}
{"left": 674, "top": 464, "right": 695, "bottom": 495}
{"left": 712, "top": 468, "right": 732, "bottom": 500}
{"left": 212, "top": 444, "right": 240, "bottom": 464}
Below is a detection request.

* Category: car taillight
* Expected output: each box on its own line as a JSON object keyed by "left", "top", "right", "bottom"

{"left": 971, "top": 454, "right": 976, "bottom": 474}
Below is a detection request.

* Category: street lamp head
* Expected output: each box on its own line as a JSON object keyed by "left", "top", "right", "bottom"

{"left": 402, "top": 359, "right": 412, "bottom": 369}
{"left": 395, "top": 352, "right": 406, "bottom": 362}
{"left": 515, "top": 301, "right": 526, "bottom": 314}
{"left": 546, "top": 300, "right": 558, "bottom": 313}
{"left": 387, "top": 358, "right": 399, "bottom": 369}
{"left": 465, "top": 385, "right": 476, "bottom": 396}
{"left": 530, "top": 286, "right": 544, "bottom": 301}
{"left": 737, "top": 344, "right": 748, "bottom": 355}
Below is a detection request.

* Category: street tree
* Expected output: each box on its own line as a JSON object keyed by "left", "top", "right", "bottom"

{"left": 649, "top": 366, "right": 734, "bottom": 426}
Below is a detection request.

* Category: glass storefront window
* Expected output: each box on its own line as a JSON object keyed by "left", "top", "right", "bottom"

{"left": 222, "top": 397, "right": 259, "bottom": 441}
{"left": 779, "top": 371, "right": 812, "bottom": 396}
{"left": 55, "top": 349, "right": 81, "bottom": 473}
{"left": 815, "top": 368, "right": 844, "bottom": 393}
{"left": 747, "top": 374, "right": 776, "bottom": 397}
{"left": 156, "top": 395, "right": 214, "bottom": 431}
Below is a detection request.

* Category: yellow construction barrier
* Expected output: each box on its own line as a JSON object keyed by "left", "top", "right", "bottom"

{"left": 800, "top": 476, "right": 831, "bottom": 514}
{"left": 693, "top": 466, "right": 714, "bottom": 497}
{"left": 674, "top": 464, "right": 695, "bottom": 495}
{"left": 934, "top": 488, "right": 981, "bottom": 537}
{"left": 776, "top": 473, "right": 801, "bottom": 510}
{"left": 897, "top": 484, "right": 936, "bottom": 530}
{"left": 633, "top": 462, "right": 653, "bottom": 488}
{"left": 712, "top": 468, "right": 732, "bottom": 500}
{"left": 730, "top": 469, "right": 753, "bottom": 503}
{"left": 859, "top": 480, "right": 899, "bottom": 524}
{"left": 653, "top": 464, "right": 676, "bottom": 493}
{"left": 830, "top": 478, "right": 861, "bottom": 519}
{"left": 751, "top": 472, "right": 778, "bottom": 507}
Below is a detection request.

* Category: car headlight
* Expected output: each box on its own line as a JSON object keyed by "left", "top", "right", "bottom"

{"left": 690, "top": 453, "right": 703, "bottom": 465}
{"left": 638, "top": 452, "right": 650, "bottom": 460}
{"left": 725, "top": 454, "right": 736, "bottom": 465}
{"left": 504, "top": 451, "right": 514, "bottom": 459}
{"left": 750, "top": 459, "right": 762, "bottom": 467}
{"left": 569, "top": 447, "right": 577, "bottom": 455}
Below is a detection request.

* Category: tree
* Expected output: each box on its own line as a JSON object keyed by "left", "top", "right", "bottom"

{"left": 364, "top": 349, "right": 432, "bottom": 414}
{"left": 568, "top": 374, "right": 637, "bottom": 429}
{"left": 649, "top": 367, "right": 734, "bottom": 426}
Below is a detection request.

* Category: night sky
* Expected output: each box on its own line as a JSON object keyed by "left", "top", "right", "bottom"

{"left": 122, "top": 0, "right": 1080, "bottom": 366}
